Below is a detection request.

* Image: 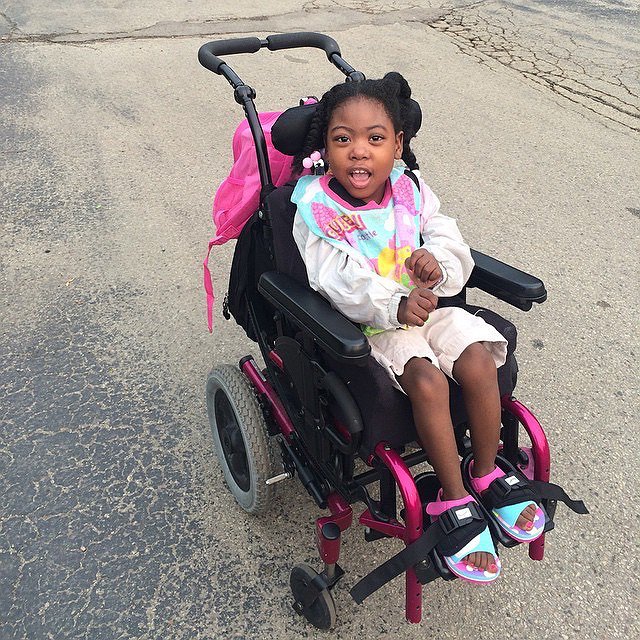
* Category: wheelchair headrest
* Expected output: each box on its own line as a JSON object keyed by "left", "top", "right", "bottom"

{"left": 271, "top": 98, "right": 422, "bottom": 157}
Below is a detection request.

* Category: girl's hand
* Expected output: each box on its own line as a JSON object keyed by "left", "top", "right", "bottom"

{"left": 397, "top": 288, "right": 438, "bottom": 326}
{"left": 405, "top": 249, "right": 442, "bottom": 289}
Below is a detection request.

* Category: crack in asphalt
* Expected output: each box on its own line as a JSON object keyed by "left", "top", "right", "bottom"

{"left": 426, "top": 5, "right": 639, "bottom": 132}
{"left": 0, "top": 10, "right": 19, "bottom": 34}
{"left": 1, "top": 3, "right": 636, "bottom": 132}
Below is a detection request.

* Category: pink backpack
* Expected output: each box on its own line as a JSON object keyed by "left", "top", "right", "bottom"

{"left": 203, "top": 110, "right": 305, "bottom": 331}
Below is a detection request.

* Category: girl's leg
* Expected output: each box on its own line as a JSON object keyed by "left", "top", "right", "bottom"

{"left": 398, "top": 357, "right": 464, "bottom": 500}
{"left": 398, "top": 357, "right": 496, "bottom": 571}
{"left": 453, "top": 343, "right": 536, "bottom": 527}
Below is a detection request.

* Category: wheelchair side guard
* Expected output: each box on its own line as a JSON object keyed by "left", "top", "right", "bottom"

{"left": 258, "top": 270, "right": 370, "bottom": 363}
{"left": 274, "top": 337, "right": 363, "bottom": 436}
{"left": 467, "top": 249, "right": 547, "bottom": 311}
{"left": 240, "top": 357, "right": 329, "bottom": 507}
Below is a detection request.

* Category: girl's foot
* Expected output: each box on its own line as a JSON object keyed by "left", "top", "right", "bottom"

{"left": 426, "top": 491, "right": 501, "bottom": 583}
{"left": 469, "top": 461, "right": 545, "bottom": 543}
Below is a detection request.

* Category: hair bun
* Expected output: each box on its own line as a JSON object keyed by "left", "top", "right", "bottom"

{"left": 382, "top": 71, "right": 412, "bottom": 100}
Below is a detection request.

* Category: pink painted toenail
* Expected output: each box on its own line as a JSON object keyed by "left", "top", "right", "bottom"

{"left": 524, "top": 522, "right": 533, "bottom": 530}
{"left": 489, "top": 564, "right": 498, "bottom": 573}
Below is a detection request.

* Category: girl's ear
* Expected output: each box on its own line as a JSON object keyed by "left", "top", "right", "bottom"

{"left": 394, "top": 131, "right": 404, "bottom": 160}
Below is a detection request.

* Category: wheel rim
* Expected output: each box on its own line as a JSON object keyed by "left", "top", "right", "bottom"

{"left": 214, "top": 389, "right": 250, "bottom": 492}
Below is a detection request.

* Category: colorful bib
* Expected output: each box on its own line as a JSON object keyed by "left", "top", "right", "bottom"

{"left": 292, "top": 167, "right": 422, "bottom": 335}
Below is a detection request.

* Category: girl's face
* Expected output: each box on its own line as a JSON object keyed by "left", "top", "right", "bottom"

{"left": 325, "top": 97, "right": 403, "bottom": 204}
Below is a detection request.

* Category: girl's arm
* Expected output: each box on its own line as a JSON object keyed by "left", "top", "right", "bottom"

{"left": 418, "top": 180, "right": 474, "bottom": 297}
{"left": 293, "top": 213, "right": 408, "bottom": 330}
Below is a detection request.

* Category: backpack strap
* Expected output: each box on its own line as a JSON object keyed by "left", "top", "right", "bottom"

{"left": 203, "top": 234, "right": 226, "bottom": 332}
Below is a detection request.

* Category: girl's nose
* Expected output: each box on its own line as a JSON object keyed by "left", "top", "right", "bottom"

{"left": 350, "top": 144, "right": 369, "bottom": 159}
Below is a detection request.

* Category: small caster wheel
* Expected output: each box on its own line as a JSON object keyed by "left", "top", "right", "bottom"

{"left": 290, "top": 563, "right": 337, "bottom": 630}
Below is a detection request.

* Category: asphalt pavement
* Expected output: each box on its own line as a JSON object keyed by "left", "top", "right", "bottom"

{"left": 1, "top": 1, "right": 639, "bottom": 639}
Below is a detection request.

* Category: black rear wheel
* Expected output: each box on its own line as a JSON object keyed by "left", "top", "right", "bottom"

{"left": 206, "top": 364, "right": 277, "bottom": 514}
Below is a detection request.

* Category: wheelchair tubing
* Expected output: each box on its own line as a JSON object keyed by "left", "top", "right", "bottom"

{"left": 501, "top": 395, "right": 550, "bottom": 561}
{"left": 372, "top": 443, "right": 423, "bottom": 624}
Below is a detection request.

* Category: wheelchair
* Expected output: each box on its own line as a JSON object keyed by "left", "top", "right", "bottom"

{"left": 199, "top": 32, "right": 587, "bottom": 629}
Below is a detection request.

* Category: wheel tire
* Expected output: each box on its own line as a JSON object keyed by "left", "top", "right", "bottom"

{"left": 290, "top": 564, "right": 337, "bottom": 630}
{"left": 206, "top": 364, "right": 276, "bottom": 514}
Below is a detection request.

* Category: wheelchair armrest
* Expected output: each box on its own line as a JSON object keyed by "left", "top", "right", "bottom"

{"left": 258, "top": 271, "right": 371, "bottom": 364}
{"left": 467, "top": 249, "right": 547, "bottom": 311}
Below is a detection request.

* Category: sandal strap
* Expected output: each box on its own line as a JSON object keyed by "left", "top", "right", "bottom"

{"left": 425, "top": 490, "right": 475, "bottom": 516}
{"left": 468, "top": 462, "right": 505, "bottom": 493}
{"left": 424, "top": 490, "right": 487, "bottom": 556}
{"left": 434, "top": 501, "right": 488, "bottom": 557}
{"left": 529, "top": 480, "right": 589, "bottom": 515}
{"left": 469, "top": 461, "right": 589, "bottom": 516}
{"left": 484, "top": 472, "right": 539, "bottom": 510}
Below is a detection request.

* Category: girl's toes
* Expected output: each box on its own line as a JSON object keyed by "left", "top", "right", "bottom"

{"left": 466, "top": 552, "right": 482, "bottom": 571}
{"left": 464, "top": 551, "right": 499, "bottom": 573}
{"left": 515, "top": 504, "right": 539, "bottom": 530}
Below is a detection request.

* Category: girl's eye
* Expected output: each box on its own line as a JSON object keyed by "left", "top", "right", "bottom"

{"left": 334, "top": 135, "right": 350, "bottom": 143}
{"left": 370, "top": 135, "right": 384, "bottom": 142}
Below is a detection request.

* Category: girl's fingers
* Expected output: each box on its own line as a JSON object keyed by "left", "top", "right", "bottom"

{"left": 417, "top": 289, "right": 438, "bottom": 307}
{"left": 425, "top": 265, "right": 443, "bottom": 285}
{"left": 419, "top": 261, "right": 439, "bottom": 283}
{"left": 413, "top": 256, "right": 432, "bottom": 282}
{"left": 414, "top": 296, "right": 434, "bottom": 313}
{"left": 406, "top": 300, "right": 429, "bottom": 324}
{"left": 409, "top": 312, "right": 427, "bottom": 326}
{"left": 417, "top": 258, "right": 440, "bottom": 284}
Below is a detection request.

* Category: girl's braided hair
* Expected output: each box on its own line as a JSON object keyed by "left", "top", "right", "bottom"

{"left": 292, "top": 71, "right": 419, "bottom": 175}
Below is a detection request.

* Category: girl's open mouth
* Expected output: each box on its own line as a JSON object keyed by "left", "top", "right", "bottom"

{"left": 348, "top": 168, "right": 371, "bottom": 189}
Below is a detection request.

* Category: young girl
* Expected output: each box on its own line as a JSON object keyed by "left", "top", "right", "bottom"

{"left": 290, "top": 72, "right": 545, "bottom": 584}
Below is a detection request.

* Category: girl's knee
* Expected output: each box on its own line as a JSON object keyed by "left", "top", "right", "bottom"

{"left": 401, "top": 358, "right": 449, "bottom": 401}
{"left": 454, "top": 343, "right": 497, "bottom": 384}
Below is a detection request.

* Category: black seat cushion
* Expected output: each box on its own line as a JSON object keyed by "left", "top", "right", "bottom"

{"left": 264, "top": 184, "right": 518, "bottom": 458}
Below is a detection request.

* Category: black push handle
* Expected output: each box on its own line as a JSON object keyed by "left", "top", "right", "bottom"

{"left": 198, "top": 37, "right": 262, "bottom": 74}
{"left": 198, "top": 32, "right": 363, "bottom": 191}
{"left": 265, "top": 33, "right": 341, "bottom": 60}
{"left": 198, "top": 32, "right": 343, "bottom": 76}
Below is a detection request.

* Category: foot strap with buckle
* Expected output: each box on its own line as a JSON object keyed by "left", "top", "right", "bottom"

{"left": 350, "top": 502, "right": 485, "bottom": 604}
{"left": 484, "top": 473, "right": 588, "bottom": 515}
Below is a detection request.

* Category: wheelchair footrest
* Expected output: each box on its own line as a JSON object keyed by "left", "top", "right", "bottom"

{"left": 350, "top": 508, "right": 472, "bottom": 604}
